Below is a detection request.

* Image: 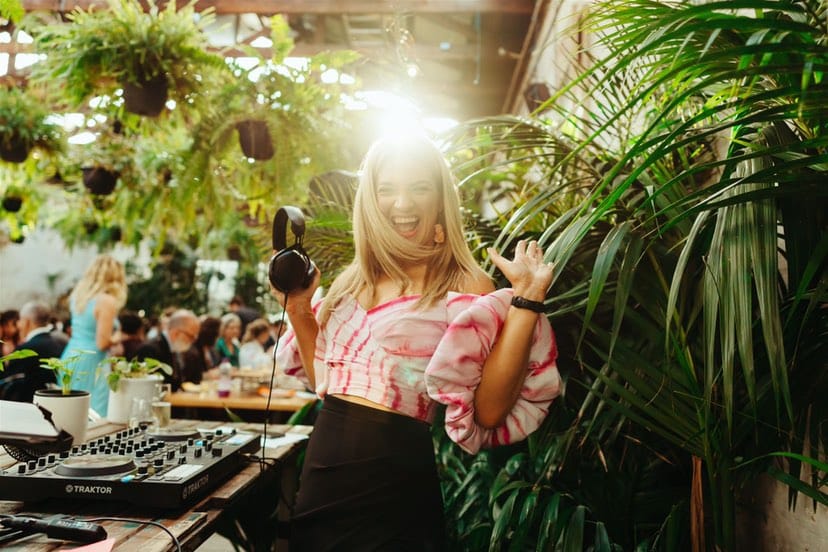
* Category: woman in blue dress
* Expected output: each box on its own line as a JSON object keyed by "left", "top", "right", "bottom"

{"left": 60, "top": 254, "right": 126, "bottom": 416}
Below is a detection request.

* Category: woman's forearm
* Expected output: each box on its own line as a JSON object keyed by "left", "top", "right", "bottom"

{"left": 286, "top": 304, "right": 319, "bottom": 390}
{"left": 474, "top": 307, "right": 539, "bottom": 428}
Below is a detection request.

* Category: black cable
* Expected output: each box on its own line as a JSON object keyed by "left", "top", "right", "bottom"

{"left": 84, "top": 516, "right": 181, "bottom": 552}
{"left": 261, "top": 301, "right": 289, "bottom": 471}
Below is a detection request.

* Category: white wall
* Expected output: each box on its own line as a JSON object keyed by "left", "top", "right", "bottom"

{"left": 0, "top": 227, "right": 137, "bottom": 311}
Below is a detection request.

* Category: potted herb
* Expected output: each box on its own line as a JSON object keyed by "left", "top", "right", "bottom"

{"left": 0, "top": 87, "right": 63, "bottom": 163}
{"left": 28, "top": 0, "right": 224, "bottom": 117}
{"left": 103, "top": 356, "right": 172, "bottom": 424}
{"left": 35, "top": 353, "right": 93, "bottom": 445}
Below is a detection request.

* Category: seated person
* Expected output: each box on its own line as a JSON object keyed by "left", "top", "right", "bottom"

{"left": 214, "top": 313, "right": 241, "bottom": 367}
{"left": 181, "top": 316, "right": 220, "bottom": 384}
{"left": 117, "top": 310, "right": 145, "bottom": 360}
{"left": 1, "top": 301, "right": 66, "bottom": 402}
{"left": 136, "top": 309, "right": 199, "bottom": 391}
{"left": 238, "top": 318, "right": 273, "bottom": 370}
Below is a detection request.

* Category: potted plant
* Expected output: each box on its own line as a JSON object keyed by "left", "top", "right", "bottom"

{"left": 35, "top": 353, "right": 93, "bottom": 445}
{"left": 180, "top": 14, "right": 360, "bottom": 210}
{"left": 0, "top": 86, "right": 63, "bottom": 163}
{"left": 1, "top": 185, "right": 24, "bottom": 212}
{"left": 27, "top": 0, "right": 224, "bottom": 117}
{"left": 73, "top": 126, "right": 134, "bottom": 196}
{"left": 103, "top": 356, "right": 172, "bottom": 424}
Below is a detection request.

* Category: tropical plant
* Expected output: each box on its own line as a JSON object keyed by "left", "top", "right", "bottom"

{"left": 26, "top": 0, "right": 223, "bottom": 115}
{"left": 103, "top": 356, "right": 172, "bottom": 392}
{"left": 437, "top": 0, "right": 827, "bottom": 549}
{"left": 0, "top": 86, "right": 63, "bottom": 162}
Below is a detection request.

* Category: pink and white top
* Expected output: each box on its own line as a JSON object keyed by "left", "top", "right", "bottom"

{"left": 275, "top": 288, "right": 560, "bottom": 453}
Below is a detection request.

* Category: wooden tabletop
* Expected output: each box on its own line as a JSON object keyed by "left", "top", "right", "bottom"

{"left": 0, "top": 419, "right": 312, "bottom": 551}
{"left": 167, "top": 390, "right": 315, "bottom": 412}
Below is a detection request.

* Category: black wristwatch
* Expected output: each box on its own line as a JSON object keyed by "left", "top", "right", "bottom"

{"left": 511, "top": 296, "right": 545, "bottom": 313}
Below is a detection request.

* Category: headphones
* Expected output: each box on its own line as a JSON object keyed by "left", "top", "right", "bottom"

{"left": 268, "top": 206, "right": 316, "bottom": 293}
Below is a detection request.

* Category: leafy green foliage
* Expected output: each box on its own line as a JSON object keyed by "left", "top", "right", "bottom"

{"left": 27, "top": 0, "right": 223, "bottom": 107}
{"left": 103, "top": 356, "right": 172, "bottom": 392}
{"left": 0, "top": 86, "right": 64, "bottom": 153}
{"left": 40, "top": 352, "right": 94, "bottom": 395}
{"left": 0, "top": 347, "right": 36, "bottom": 367}
{"left": 440, "top": 1, "right": 827, "bottom": 548}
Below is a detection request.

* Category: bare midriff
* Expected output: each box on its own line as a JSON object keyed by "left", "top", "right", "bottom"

{"left": 331, "top": 393, "right": 400, "bottom": 414}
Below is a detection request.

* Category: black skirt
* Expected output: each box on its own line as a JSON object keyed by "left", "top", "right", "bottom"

{"left": 290, "top": 395, "right": 445, "bottom": 552}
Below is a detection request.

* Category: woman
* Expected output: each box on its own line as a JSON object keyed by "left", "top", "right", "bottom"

{"left": 238, "top": 318, "right": 273, "bottom": 370}
{"left": 275, "top": 135, "right": 561, "bottom": 551}
{"left": 61, "top": 254, "right": 126, "bottom": 416}
{"left": 214, "top": 312, "right": 241, "bottom": 367}
{"left": 181, "top": 315, "right": 220, "bottom": 384}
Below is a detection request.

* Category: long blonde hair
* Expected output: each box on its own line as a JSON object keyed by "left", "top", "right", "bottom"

{"left": 71, "top": 254, "right": 127, "bottom": 312}
{"left": 319, "top": 135, "right": 480, "bottom": 325}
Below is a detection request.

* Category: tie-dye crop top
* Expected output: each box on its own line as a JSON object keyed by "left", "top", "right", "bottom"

{"left": 275, "top": 288, "right": 560, "bottom": 453}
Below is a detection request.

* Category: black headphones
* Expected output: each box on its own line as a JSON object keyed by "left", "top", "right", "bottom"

{"left": 268, "top": 206, "right": 315, "bottom": 293}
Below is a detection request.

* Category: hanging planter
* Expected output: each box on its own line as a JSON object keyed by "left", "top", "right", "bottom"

{"left": 235, "top": 119, "right": 274, "bottom": 160}
{"left": 0, "top": 88, "right": 64, "bottom": 163}
{"left": 82, "top": 167, "right": 119, "bottom": 195}
{"left": 2, "top": 196, "right": 23, "bottom": 212}
{"left": 0, "top": 137, "right": 30, "bottom": 163}
{"left": 122, "top": 73, "right": 169, "bottom": 117}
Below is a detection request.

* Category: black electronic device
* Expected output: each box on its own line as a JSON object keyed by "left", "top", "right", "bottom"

{"left": 0, "top": 426, "right": 260, "bottom": 509}
{"left": 0, "top": 516, "right": 107, "bottom": 543}
{"left": 268, "top": 205, "right": 316, "bottom": 293}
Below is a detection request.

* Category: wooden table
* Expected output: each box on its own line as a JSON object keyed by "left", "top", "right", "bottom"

{"left": 167, "top": 390, "right": 314, "bottom": 412}
{"left": 0, "top": 419, "right": 312, "bottom": 551}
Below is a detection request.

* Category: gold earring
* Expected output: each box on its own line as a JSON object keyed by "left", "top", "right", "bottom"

{"left": 434, "top": 223, "right": 445, "bottom": 244}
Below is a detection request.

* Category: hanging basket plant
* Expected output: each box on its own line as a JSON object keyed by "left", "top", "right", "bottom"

{"left": 0, "top": 135, "right": 29, "bottom": 163}
{"left": 82, "top": 167, "right": 119, "bottom": 195}
{"left": 0, "top": 87, "right": 64, "bottom": 164}
{"left": 2, "top": 195, "right": 23, "bottom": 212}
{"left": 235, "top": 119, "right": 274, "bottom": 160}
{"left": 121, "top": 72, "right": 169, "bottom": 117}
{"left": 28, "top": 0, "right": 224, "bottom": 116}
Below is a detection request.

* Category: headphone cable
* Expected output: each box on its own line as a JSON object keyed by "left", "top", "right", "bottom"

{"left": 260, "top": 300, "right": 289, "bottom": 471}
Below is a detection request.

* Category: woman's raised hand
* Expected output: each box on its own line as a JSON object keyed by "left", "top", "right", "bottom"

{"left": 269, "top": 261, "right": 321, "bottom": 310}
{"left": 487, "top": 240, "right": 554, "bottom": 301}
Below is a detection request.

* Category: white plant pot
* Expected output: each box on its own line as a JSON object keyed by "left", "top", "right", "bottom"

{"left": 33, "top": 389, "right": 90, "bottom": 446}
{"left": 107, "top": 375, "right": 163, "bottom": 424}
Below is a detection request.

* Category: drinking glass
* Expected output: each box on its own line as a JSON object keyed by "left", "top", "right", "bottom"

{"left": 128, "top": 397, "right": 153, "bottom": 429}
{"left": 155, "top": 383, "right": 172, "bottom": 401}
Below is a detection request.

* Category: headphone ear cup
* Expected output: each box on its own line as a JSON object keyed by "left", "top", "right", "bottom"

{"left": 268, "top": 248, "right": 312, "bottom": 293}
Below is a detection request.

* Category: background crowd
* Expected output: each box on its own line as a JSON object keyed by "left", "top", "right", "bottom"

{"left": 0, "top": 254, "right": 293, "bottom": 416}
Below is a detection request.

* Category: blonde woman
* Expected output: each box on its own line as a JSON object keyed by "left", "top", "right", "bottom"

{"left": 274, "top": 135, "right": 561, "bottom": 550}
{"left": 214, "top": 313, "right": 241, "bottom": 367}
{"left": 238, "top": 318, "right": 273, "bottom": 370}
{"left": 60, "top": 254, "right": 126, "bottom": 416}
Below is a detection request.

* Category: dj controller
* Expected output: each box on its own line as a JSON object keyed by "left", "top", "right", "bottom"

{"left": 0, "top": 426, "right": 260, "bottom": 509}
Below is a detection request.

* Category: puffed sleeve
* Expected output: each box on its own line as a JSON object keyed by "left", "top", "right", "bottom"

{"left": 274, "top": 300, "right": 328, "bottom": 396}
{"left": 425, "top": 288, "right": 560, "bottom": 454}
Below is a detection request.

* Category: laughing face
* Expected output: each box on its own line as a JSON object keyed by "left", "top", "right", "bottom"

{"left": 374, "top": 157, "right": 441, "bottom": 246}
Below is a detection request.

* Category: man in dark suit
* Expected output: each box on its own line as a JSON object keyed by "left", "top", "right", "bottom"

{"left": 135, "top": 309, "right": 199, "bottom": 391}
{"left": 1, "top": 302, "right": 67, "bottom": 402}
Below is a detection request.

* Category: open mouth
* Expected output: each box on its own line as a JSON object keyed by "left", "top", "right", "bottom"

{"left": 391, "top": 215, "right": 419, "bottom": 237}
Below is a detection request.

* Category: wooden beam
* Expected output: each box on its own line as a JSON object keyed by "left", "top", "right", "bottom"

{"left": 21, "top": 0, "right": 535, "bottom": 15}
{"left": 0, "top": 40, "right": 480, "bottom": 61}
